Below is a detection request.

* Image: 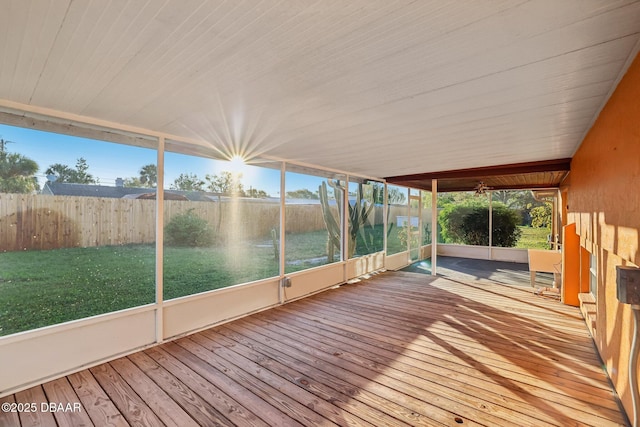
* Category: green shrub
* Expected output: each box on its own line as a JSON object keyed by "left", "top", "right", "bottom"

{"left": 439, "top": 201, "right": 521, "bottom": 247}
{"left": 165, "top": 209, "right": 214, "bottom": 247}
{"left": 491, "top": 204, "right": 522, "bottom": 247}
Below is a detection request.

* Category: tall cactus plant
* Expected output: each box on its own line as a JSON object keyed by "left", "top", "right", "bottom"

{"left": 319, "top": 180, "right": 342, "bottom": 261}
{"left": 319, "top": 180, "right": 375, "bottom": 259}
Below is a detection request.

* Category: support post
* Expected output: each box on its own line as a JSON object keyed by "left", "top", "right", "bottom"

{"left": 406, "top": 187, "right": 410, "bottom": 265}
{"left": 279, "top": 163, "right": 286, "bottom": 304}
{"left": 552, "top": 194, "right": 558, "bottom": 249}
{"left": 488, "top": 191, "right": 493, "bottom": 259}
{"left": 383, "top": 183, "right": 388, "bottom": 264}
{"left": 155, "top": 136, "right": 165, "bottom": 343}
{"left": 431, "top": 179, "right": 437, "bottom": 276}
{"left": 342, "top": 178, "right": 348, "bottom": 262}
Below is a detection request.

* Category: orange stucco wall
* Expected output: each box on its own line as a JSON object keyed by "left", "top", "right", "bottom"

{"left": 566, "top": 52, "right": 640, "bottom": 419}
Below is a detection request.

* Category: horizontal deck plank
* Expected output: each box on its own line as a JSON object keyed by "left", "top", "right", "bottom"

{"left": 175, "top": 337, "right": 331, "bottom": 426}
{"left": 142, "top": 346, "right": 270, "bottom": 427}
{"left": 301, "top": 291, "right": 609, "bottom": 387}
{"left": 108, "top": 357, "right": 200, "bottom": 427}
{"left": 90, "top": 363, "right": 163, "bottom": 426}
{"left": 190, "top": 332, "right": 375, "bottom": 427}
{"left": 215, "top": 323, "right": 432, "bottom": 426}
{"left": 0, "top": 394, "right": 22, "bottom": 427}
{"left": 14, "top": 386, "right": 57, "bottom": 427}
{"left": 231, "top": 315, "right": 495, "bottom": 426}
{"left": 67, "top": 370, "right": 129, "bottom": 427}
{"left": 126, "top": 352, "right": 233, "bottom": 427}
{"left": 203, "top": 327, "right": 407, "bottom": 427}
{"left": 307, "top": 291, "right": 601, "bottom": 366}
{"left": 253, "top": 307, "right": 608, "bottom": 426}
{"left": 159, "top": 341, "right": 302, "bottom": 427}
{"left": 41, "top": 377, "right": 94, "bottom": 427}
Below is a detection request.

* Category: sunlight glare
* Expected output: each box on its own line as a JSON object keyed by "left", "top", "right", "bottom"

{"left": 229, "top": 155, "right": 245, "bottom": 172}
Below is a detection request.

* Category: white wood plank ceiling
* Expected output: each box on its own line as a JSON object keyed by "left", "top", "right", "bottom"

{"left": 1, "top": 0, "right": 639, "bottom": 179}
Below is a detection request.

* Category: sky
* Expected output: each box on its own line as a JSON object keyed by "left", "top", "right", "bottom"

{"left": 0, "top": 123, "right": 340, "bottom": 197}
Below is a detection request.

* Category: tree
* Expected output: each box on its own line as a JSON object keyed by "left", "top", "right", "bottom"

{"left": 205, "top": 171, "right": 244, "bottom": 195}
{"left": 437, "top": 191, "right": 477, "bottom": 207}
{"left": 0, "top": 151, "right": 39, "bottom": 193}
{"left": 530, "top": 203, "right": 552, "bottom": 228}
{"left": 492, "top": 190, "right": 552, "bottom": 226}
{"left": 0, "top": 137, "right": 16, "bottom": 153}
{"left": 286, "top": 188, "right": 319, "bottom": 199}
{"left": 246, "top": 187, "right": 269, "bottom": 198}
{"left": 45, "top": 163, "right": 75, "bottom": 182}
{"left": 45, "top": 157, "right": 96, "bottom": 184}
{"left": 123, "top": 177, "right": 144, "bottom": 187}
{"left": 171, "top": 173, "right": 204, "bottom": 191}
{"left": 138, "top": 164, "right": 157, "bottom": 188}
{"left": 73, "top": 158, "right": 95, "bottom": 184}
{"left": 491, "top": 190, "right": 536, "bottom": 209}
{"left": 123, "top": 164, "right": 157, "bottom": 188}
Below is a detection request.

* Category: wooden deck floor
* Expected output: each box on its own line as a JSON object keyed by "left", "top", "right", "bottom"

{"left": 1, "top": 271, "right": 628, "bottom": 426}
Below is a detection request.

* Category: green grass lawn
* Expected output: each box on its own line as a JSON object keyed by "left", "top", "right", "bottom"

{"left": 0, "top": 242, "right": 286, "bottom": 336}
{"left": 0, "top": 223, "right": 418, "bottom": 336}
{"left": 1, "top": 229, "right": 382, "bottom": 336}
{"left": 0, "top": 245, "right": 156, "bottom": 336}
{"left": 516, "top": 226, "right": 551, "bottom": 249}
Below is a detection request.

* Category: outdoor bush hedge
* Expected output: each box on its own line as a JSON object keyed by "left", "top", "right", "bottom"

{"left": 165, "top": 209, "right": 214, "bottom": 246}
{"left": 439, "top": 201, "right": 521, "bottom": 247}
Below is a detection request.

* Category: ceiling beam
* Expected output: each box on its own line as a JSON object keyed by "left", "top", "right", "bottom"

{"left": 385, "top": 158, "right": 571, "bottom": 192}
{"left": 385, "top": 158, "right": 571, "bottom": 182}
{"left": 427, "top": 183, "right": 563, "bottom": 192}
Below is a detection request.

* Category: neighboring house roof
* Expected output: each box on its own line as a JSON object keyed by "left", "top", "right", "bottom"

{"left": 42, "top": 181, "right": 152, "bottom": 198}
{"left": 41, "top": 182, "right": 361, "bottom": 205}
{"left": 41, "top": 181, "right": 270, "bottom": 202}
{"left": 122, "top": 192, "right": 189, "bottom": 201}
{"left": 208, "top": 196, "right": 281, "bottom": 204}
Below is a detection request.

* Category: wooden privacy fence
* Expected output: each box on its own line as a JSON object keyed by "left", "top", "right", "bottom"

{"left": 0, "top": 193, "right": 387, "bottom": 251}
{"left": 0, "top": 193, "right": 157, "bottom": 251}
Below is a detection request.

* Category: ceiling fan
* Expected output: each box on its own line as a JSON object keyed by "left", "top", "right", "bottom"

{"left": 474, "top": 181, "right": 493, "bottom": 195}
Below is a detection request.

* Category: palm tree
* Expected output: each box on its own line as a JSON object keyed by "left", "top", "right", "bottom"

{"left": 45, "top": 163, "right": 75, "bottom": 182}
{"left": 139, "top": 164, "right": 157, "bottom": 188}
{"left": 0, "top": 137, "right": 15, "bottom": 153}
{"left": 0, "top": 152, "right": 39, "bottom": 193}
